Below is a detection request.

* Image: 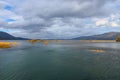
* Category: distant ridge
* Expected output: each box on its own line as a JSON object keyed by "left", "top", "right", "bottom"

{"left": 0, "top": 31, "right": 29, "bottom": 40}
{"left": 1, "top": 31, "right": 120, "bottom": 40}
{"left": 73, "top": 32, "right": 120, "bottom": 40}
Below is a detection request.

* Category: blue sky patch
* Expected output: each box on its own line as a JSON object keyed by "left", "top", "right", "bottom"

{"left": 5, "top": 19, "right": 15, "bottom": 22}
{"left": 4, "top": 5, "right": 14, "bottom": 11}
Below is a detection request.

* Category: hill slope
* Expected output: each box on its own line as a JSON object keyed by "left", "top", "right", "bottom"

{"left": 73, "top": 32, "right": 120, "bottom": 40}
{"left": 0, "top": 31, "right": 28, "bottom": 40}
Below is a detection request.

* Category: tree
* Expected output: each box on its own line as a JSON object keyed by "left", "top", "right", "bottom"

{"left": 116, "top": 36, "right": 120, "bottom": 42}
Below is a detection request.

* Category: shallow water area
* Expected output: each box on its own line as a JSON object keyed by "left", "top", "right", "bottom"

{"left": 0, "top": 40, "right": 120, "bottom": 80}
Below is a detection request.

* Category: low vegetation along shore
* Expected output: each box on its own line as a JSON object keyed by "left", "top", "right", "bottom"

{"left": 80, "top": 40, "right": 116, "bottom": 43}
{"left": 0, "top": 37, "right": 120, "bottom": 49}
{"left": 0, "top": 42, "right": 18, "bottom": 48}
{"left": 80, "top": 36, "right": 120, "bottom": 42}
{"left": 0, "top": 39, "right": 60, "bottom": 49}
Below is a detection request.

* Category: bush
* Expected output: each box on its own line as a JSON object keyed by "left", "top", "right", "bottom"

{"left": 116, "top": 36, "right": 120, "bottom": 42}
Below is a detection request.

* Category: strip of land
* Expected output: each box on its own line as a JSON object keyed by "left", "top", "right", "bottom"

{"left": 80, "top": 40, "right": 116, "bottom": 43}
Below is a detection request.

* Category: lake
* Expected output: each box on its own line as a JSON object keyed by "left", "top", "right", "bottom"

{"left": 0, "top": 40, "right": 120, "bottom": 80}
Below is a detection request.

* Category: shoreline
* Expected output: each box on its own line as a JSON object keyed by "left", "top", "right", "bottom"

{"left": 80, "top": 40, "right": 116, "bottom": 43}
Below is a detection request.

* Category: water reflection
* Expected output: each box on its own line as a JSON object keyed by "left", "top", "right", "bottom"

{"left": 0, "top": 40, "right": 120, "bottom": 80}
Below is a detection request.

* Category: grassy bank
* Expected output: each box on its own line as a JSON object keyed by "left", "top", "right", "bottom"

{"left": 80, "top": 40, "right": 116, "bottom": 43}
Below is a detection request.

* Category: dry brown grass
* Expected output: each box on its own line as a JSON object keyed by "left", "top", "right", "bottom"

{"left": 80, "top": 40, "right": 116, "bottom": 43}
{"left": 27, "top": 39, "right": 49, "bottom": 45}
{"left": 0, "top": 42, "right": 18, "bottom": 49}
{"left": 89, "top": 49, "right": 105, "bottom": 53}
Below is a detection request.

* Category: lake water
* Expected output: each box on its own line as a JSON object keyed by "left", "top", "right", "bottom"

{"left": 0, "top": 40, "right": 120, "bottom": 80}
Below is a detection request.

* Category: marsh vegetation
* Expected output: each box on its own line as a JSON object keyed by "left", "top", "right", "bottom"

{"left": 0, "top": 42, "right": 18, "bottom": 48}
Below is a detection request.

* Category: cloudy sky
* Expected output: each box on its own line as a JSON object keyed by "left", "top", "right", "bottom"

{"left": 0, "top": 0, "right": 120, "bottom": 39}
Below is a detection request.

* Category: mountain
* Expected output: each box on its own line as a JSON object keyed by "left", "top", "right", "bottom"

{"left": 0, "top": 31, "right": 29, "bottom": 40}
{"left": 73, "top": 32, "right": 120, "bottom": 40}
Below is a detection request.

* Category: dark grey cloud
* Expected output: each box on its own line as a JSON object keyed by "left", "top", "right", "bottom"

{"left": 0, "top": 0, "right": 119, "bottom": 39}
{"left": 16, "top": 0, "right": 115, "bottom": 19}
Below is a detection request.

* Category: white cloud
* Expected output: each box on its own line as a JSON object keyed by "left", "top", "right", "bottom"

{"left": 110, "top": 22, "right": 119, "bottom": 27}
{"left": 0, "top": 0, "right": 120, "bottom": 39}
{"left": 93, "top": 14, "right": 120, "bottom": 27}
{"left": 0, "top": 0, "right": 10, "bottom": 9}
{"left": 95, "top": 18, "right": 109, "bottom": 26}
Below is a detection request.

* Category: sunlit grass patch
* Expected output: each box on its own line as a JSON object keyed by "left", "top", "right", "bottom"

{"left": 88, "top": 49, "right": 105, "bottom": 53}
{"left": 0, "top": 42, "right": 18, "bottom": 49}
{"left": 27, "top": 39, "right": 37, "bottom": 43}
{"left": 27, "top": 39, "right": 61, "bottom": 45}
{"left": 27, "top": 39, "right": 49, "bottom": 45}
{"left": 81, "top": 40, "right": 116, "bottom": 43}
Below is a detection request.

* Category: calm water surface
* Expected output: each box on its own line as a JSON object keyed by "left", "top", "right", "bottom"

{"left": 0, "top": 40, "right": 120, "bottom": 80}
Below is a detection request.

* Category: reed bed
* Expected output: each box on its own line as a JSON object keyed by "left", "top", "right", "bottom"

{"left": 27, "top": 39, "right": 61, "bottom": 45}
{"left": 80, "top": 40, "right": 116, "bottom": 43}
{"left": 89, "top": 49, "right": 105, "bottom": 53}
{"left": 0, "top": 42, "right": 18, "bottom": 48}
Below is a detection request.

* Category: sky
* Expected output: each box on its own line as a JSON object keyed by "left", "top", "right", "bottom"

{"left": 0, "top": 0, "right": 120, "bottom": 39}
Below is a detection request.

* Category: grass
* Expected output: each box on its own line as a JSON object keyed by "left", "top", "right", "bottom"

{"left": 0, "top": 42, "right": 18, "bottom": 49}
{"left": 80, "top": 40, "right": 116, "bottom": 43}
{"left": 89, "top": 49, "right": 105, "bottom": 53}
